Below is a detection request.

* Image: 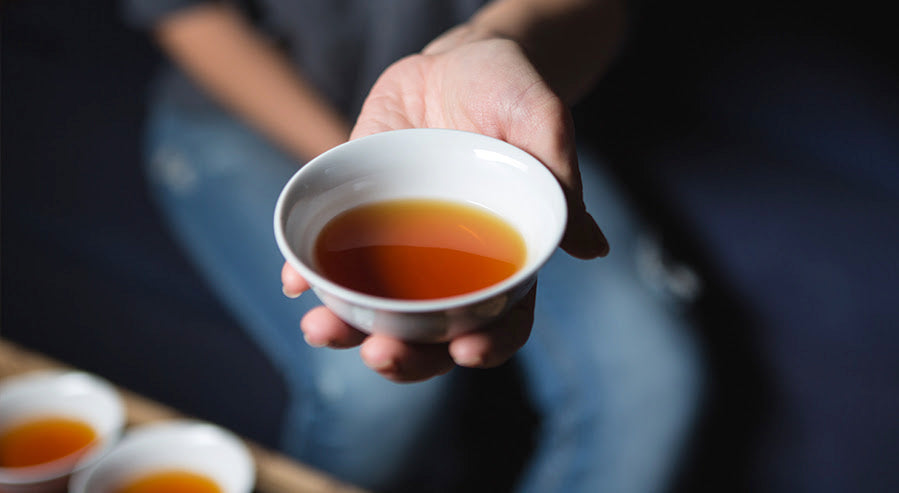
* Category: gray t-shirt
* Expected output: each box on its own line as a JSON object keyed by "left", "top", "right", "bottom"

{"left": 124, "top": 0, "right": 486, "bottom": 119}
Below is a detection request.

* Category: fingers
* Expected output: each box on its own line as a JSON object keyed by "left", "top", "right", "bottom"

{"left": 299, "top": 308, "right": 454, "bottom": 382}
{"left": 355, "top": 284, "right": 537, "bottom": 381}
{"left": 448, "top": 320, "right": 531, "bottom": 369}
{"left": 298, "top": 294, "right": 537, "bottom": 381}
{"left": 281, "top": 262, "right": 311, "bottom": 298}
{"left": 300, "top": 306, "right": 368, "bottom": 349}
{"left": 561, "top": 201, "right": 610, "bottom": 259}
{"left": 360, "top": 336, "right": 455, "bottom": 383}
{"left": 449, "top": 285, "right": 535, "bottom": 368}
{"left": 285, "top": 263, "right": 367, "bottom": 348}
{"left": 296, "top": 283, "right": 539, "bottom": 381}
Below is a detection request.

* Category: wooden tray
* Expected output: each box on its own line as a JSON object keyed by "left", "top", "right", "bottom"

{"left": 0, "top": 339, "right": 367, "bottom": 493}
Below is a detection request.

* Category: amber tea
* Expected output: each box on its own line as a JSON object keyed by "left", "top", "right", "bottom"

{"left": 0, "top": 416, "right": 96, "bottom": 468}
{"left": 113, "top": 469, "right": 222, "bottom": 493}
{"left": 314, "top": 199, "right": 527, "bottom": 300}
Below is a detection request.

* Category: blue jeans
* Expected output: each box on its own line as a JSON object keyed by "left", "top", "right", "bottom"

{"left": 143, "top": 102, "right": 702, "bottom": 492}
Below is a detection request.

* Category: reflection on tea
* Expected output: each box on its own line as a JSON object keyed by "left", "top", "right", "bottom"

{"left": 0, "top": 416, "right": 96, "bottom": 468}
{"left": 114, "top": 469, "right": 222, "bottom": 493}
{"left": 315, "top": 198, "right": 526, "bottom": 300}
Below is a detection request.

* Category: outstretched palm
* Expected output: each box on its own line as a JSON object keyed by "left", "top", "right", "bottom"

{"left": 354, "top": 38, "right": 601, "bottom": 256}
{"left": 285, "top": 38, "right": 607, "bottom": 382}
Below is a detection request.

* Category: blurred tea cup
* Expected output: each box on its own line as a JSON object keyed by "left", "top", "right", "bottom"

{"left": 0, "top": 371, "right": 125, "bottom": 493}
{"left": 68, "top": 420, "right": 254, "bottom": 493}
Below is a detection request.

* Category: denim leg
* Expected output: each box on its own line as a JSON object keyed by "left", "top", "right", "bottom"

{"left": 142, "top": 104, "right": 456, "bottom": 490}
{"left": 516, "top": 147, "right": 704, "bottom": 493}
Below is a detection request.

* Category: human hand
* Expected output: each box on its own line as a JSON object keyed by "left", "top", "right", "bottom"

{"left": 282, "top": 36, "right": 608, "bottom": 382}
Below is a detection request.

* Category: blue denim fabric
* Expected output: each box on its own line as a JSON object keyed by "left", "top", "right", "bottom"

{"left": 143, "top": 102, "right": 702, "bottom": 492}
{"left": 518, "top": 147, "right": 702, "bottom": 493}
{"left": 143, "top": 106, "right": 457, "bottom": 489}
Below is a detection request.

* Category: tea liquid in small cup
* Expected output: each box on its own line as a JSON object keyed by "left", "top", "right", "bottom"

{"left": 113, "top": 469, "right": 222, "bottom": 493}
{"left": 0, "top": 370, "right": 125, "bottom": 492}
{"left": 314, "top": 198, "right": 527, "bottom": 300}
{"left": 68, "top": 420, "right": 255, "bottom": 493}
{"left": 0, "top": 415, "right": 97, "bottom": 469}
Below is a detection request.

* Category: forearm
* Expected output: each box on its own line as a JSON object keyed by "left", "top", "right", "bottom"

{"left": 428, "top": 0, "right": 627, "bottom": 104}
{"left": 155, "top": 4, "right": 350, "bottom": 161}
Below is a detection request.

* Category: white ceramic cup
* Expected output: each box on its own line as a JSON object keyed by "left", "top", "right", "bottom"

{"left": 68, "top": 420, "right": 255, "bottom": 493}
{"left": 274, "top": 128, "right": 567, "bottom": 342}
{"left": 0, "top": 370, "right": 125, "bottom": 493}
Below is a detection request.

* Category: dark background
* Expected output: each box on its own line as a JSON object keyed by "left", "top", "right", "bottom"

{"left": 1, "top": 0, "right": 291, "bottom": 446}
{"left": 3, "top": 1, "right": 897, "bottom": 491}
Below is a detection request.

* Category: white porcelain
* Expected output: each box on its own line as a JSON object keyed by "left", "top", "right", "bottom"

{"left": 274, "top": 128, "right": 567, "bottom": 342}
{"left": 0, "top": 370, "right": 126, "bottom": 493}
{"left": 68, "top": 420, "right": 255, "bottom": 493}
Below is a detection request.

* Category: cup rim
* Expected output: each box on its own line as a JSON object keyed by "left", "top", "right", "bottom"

{"left": 0, "top": 370, "right": 125, "bottom": 485}
{"left": 67, "top": 419, "right": 256, "bottom": 493}
{"left": 273, "top": 128, "right": 567, "bottom": 313}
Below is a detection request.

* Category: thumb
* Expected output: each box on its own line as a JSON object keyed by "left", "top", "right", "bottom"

{"left": 561, "top": 197, "right": 609, "bottom": 259}
{"left": 507, "top": 99, "right": 609, "bottom": 259}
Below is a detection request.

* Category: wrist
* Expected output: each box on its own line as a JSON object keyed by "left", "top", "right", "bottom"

{"left": 421, "top": 23, "right": 511, "bottom": 55}
{"left": 426, "top": 0, "right": 627, "bottom": 104}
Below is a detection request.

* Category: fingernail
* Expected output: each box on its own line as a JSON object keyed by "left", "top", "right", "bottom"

{"left": 282, "top": 285, "right": 301, "bottom": 299}
{"left": 303, "top": 333, "right": 327, "bottom": 348}
{"left": 578, "top": 215, "right": 609, "bottom": 258}
{"left": 453, "top": 353, "right": 484, "bottom": 368}
{"left": 593, "top": 224, "right": 610, "bottom": 257}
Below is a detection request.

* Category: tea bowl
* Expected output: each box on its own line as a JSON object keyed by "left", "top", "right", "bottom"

{"left": 274, "top": 128, "right": 567, "bottom": 342}
{"left": 0, "top": 370, "right": 125, "bottom": 493}
{"left": 68, "top": 420, "right": 254, "bottom": 493}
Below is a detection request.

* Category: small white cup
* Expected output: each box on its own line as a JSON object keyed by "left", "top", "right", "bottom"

{"left": 68, "top": 420, "right": 255, "bottom": 493}
{"left": 0, "top": 370, "right": 125, "bottom": 493}
{"left": 274, "top": 128, "right": 567, "bottom": 342}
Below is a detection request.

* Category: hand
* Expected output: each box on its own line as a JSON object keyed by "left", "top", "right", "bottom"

{"left": 282, "top": 37, "right": 608, "bottom": 382}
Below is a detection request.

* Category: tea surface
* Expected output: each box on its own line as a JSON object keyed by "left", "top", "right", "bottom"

{"left": 315, "top": 199, "right": 526, "bottom": 299}
{"left": 114, "top": 470, "right": 222, "bottom": 493}
{"left": 0, "top": 416, "right": 96, "bottom": 468}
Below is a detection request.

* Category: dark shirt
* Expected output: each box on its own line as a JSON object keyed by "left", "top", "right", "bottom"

{"left": 123, "top": 0, "right": 486, "bottom": 119}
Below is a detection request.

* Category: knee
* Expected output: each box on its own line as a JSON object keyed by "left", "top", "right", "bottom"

{"left": 277, "top": 352, "right": 457, "bottom": 487}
